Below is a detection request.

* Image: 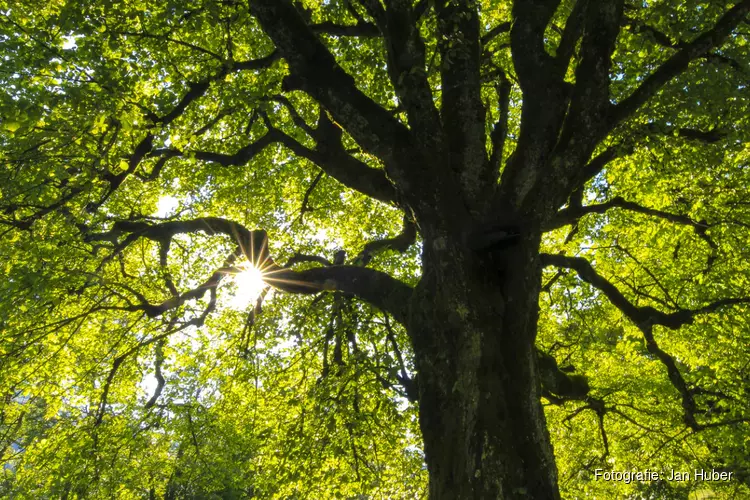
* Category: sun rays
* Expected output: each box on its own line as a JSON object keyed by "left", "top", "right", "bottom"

{"left": 224, "top": 227, "right": 327, "bottom": 308}
{"left": 230, "top": 264, "right": 266, "bottom": 307}
{"left": 226, "top": 229, "right": 278, "bottom": 308}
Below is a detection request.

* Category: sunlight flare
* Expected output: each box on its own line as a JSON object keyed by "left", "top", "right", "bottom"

{"left": 229, "top": 264, "right": 266, "bottom": 307}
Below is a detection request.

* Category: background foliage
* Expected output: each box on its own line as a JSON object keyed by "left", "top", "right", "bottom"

{"left": 1, "top": 0, "right": 749, "bottom": 498}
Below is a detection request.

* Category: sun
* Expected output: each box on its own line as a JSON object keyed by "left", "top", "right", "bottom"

{"left": 230, "top": 265, "right": 266, "bottom": 307}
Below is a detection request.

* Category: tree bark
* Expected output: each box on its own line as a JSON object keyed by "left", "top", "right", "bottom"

{"left": 408, "top": 230, "right": 559, "bottom": 499}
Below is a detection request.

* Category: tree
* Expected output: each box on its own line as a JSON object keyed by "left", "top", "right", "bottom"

{"left": 1, "top": 0, "right": 750, "bottom": 498}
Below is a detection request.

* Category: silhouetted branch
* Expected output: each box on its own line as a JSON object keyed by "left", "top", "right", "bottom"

{"left": 610, "top": 1, "right": 750, "bottom": 127}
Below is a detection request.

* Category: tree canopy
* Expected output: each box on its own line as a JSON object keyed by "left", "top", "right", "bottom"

{"left": 1, "top": 0, "right": 750, "bottom": 498}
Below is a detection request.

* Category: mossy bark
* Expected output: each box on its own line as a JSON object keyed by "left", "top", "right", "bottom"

{"left": 408, "top": 232, "right": 559, "bottom": 499}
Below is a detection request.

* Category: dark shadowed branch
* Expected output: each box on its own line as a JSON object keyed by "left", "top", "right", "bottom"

{"left": 554, "top": 0, "right": 587, "bottom": 74}
{"left": 556, "top": 1, "right": 625, "bottom": 149}
{"left": 86, "top": 50, "right": 280, "bottom": 213}
{"left": 264, "top": 266, "right": 413, "bottom": 325}
{"left": 646, "top": 124, "right": 727, "bottom": 144}
{"left": 249, "top": 0, "right": 414, "bottom": 177}
{"left": 624, "top": 17, "right": 745, "bottom": 72}
{"left": 153, "top": 112, "right": 398, "bottom": 204}
{"left": 489, "top": 71, "right": 511, "bottom": 173}
{"left": 546, "top": 195, "right": 718, "bottom": 270}
{"left": 481, "top": 21, "right": 511, "bottom": 46}
{"left": 567, "top": 145, "right": 631, "bottom": 196}
{"left": 540, "top": 253, "right": 749, "bottom": 330}
{"left": 435, "top": 0, "right": 487, "bottom": 200}
{"left": 497, "top": 0, "right": 568, "bottom": 208}
{"left": 541, "top": 253, "right": 750, "bottom": 429}
{"left": 359, "top": 0, "right": 443, "bottom": 153}
{"left": 352, "top": 214, "right": 417, "bottom": 266}
{"left": 548, "top": 196, "right": 710, "bottom": 232}
{"left": 144, "top": 340, "right": 167, "bottom": 409}
{"left": 310, "top": 21, "right": 380, "bottom": 38}
{"left": 609, "top": 0, "right": 750, "bottom": 129}
{"left": 88, "top": 217, "right": 414, "bottom": 325}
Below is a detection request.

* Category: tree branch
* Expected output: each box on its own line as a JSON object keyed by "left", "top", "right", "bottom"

{"left": 144, "top": 340, "right": 167, "bottom": 409}
{"left": 154, "top": 115, "right": 398, "bottom": 204}
{"left": 352, "top": 214, "right": 417, "bottom": 266}
{"left": 557, "top": 1, "right": 625, "bottom": 149}
{"left": 376, "top": 0, "right": 444, "bottom": 154}
{"left": 273, "top": 117, "right": 398, "bottom": 204}
{"left": 610, "top": 0, "right": 750, "bottom": 128}
{"left": 111, "top": 30, "right": 224, "bottom": 61}
{"left": 92, "top": 217, "right": 414, "bottom": 324}
{"left": 541, "top": 253, "right": 750, "bottom": 429}
{"left": 296, "top": 169, "right": 324, "bottom": 224}
{"left": 498, "top": 0, "right": 569, "bottom": 208}
{"left": 540, "top": 253, "right": 750, "bottom": 331}
{"left": 625, "top": 17, "right": 745, "bottom": 72}
{"left": 249, "top": 0, "right": 413, "bottom": 179}
{"left": 481, "top": 21, "right": 511, "bottom": 46}
{"left": 153, "top": 131, "right": 277, "bottom": 167}
{"left": 310, "top": 21, "right": 380, "bottom": 37}
{"left": 264, "top": 94, "right": 316, "bottom": 136}
{"left": 547, "top": 196, "right": 710, "bottom": 232}
{"left": 546, "top": 195, "right": 718, "bottom": 270}
{"left": 85, "top": 50, "right": 279, "bottom": 213}
{"left": 383, "top": 314, "right": 417, "bottom": 402}
{"left": 436, "top": 0, "right": 488, "bottom": 202}
{"left": 510, "top": 0, "right": 561, "bottom": 89}
{"left": 265, "top": 266, "right": 413, "bottom": 325}
{"left": 563, "top": 144, "right": 631, "bottom": 199}
{"left": 646, "top": 123, "right": 727, "bottom": 144}
{"left": 488, "top": 71, "right": 511, "bottom": 173}
{"left": 538, "top": 350, "right": 590, "bottom": 401}
{"left": 554, "top": 0, "right": 587, "bottom": 74}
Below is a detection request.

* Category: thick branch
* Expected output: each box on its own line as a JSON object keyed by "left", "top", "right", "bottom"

{"left": 92, "top": 217, "right": 413, "bottom": 324}
{"left": 510, "top": 0, "right": 561, "bottom": 89}
{"left": 641, "top": 323, "right": 700, "bottom": 429}
{"left": 555, "top": 0, "right": 587, "bottom": 73}
{"left": 352, "top": 214, "right": 417, "bottom": 266}
{"left": 249, "top": 0, "right": 413, "bottom": 175}
{"left": 367, "top": 0, "right": 443, "bottom": 152}
{"left": 436, "top": 0, "right": 488, "bottom": 202}
{"left": 563, "top": 145, "right": 631, "bottom": 199}
{"left": 488, "top": 72, "right": 511, "bottom": 173}
{"left": 154, "top": 120, "right": 398, "bottom": 204}
{"left": 538, "top": 350, "right": 590, "bottom": 401}
{"left": 264, "top": 265, "right": 413, "bottom": 325}
{"left": 310, "top": 21, "right": 379, "bottom": 37}
{"left": 273, "top": 121, "right": 398, "bottom": 204}
{"left": 499, "top": 0, "right": 569, "bottom": 208}
{"left": 158, "top": 79, "right": 212, "bottom": 126}
{"left": 481, "top": 21, "right": 511, "bottom": 46}
{"left": 557, "top": 1, "right": 624, "bottom": 149}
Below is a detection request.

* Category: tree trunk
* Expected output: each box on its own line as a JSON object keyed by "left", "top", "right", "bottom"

{"left": 408, "top": 229, "right": 559, "bottom": 499}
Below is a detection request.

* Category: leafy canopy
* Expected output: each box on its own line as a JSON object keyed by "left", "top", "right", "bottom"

{"left": 1, "top": 0, "right": 750, "bottom": 498}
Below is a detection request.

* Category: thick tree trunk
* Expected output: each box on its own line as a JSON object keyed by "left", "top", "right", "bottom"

{"left": 408, "top": 230, "right": 559, "bottom": 499}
